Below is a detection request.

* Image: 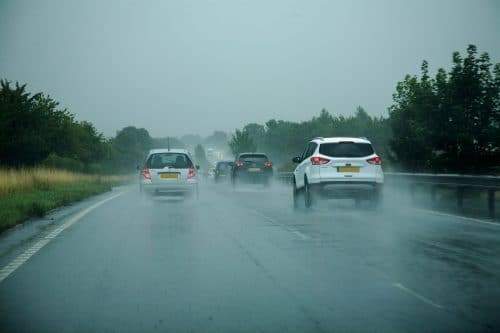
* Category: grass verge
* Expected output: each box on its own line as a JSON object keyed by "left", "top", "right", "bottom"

{"left": 0, "top": 168, "right": 132, "bottom": 234}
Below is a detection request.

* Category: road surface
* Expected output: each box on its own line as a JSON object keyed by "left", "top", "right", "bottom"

{"left": 1, "top": 182, "right": 499, "bottom": 332}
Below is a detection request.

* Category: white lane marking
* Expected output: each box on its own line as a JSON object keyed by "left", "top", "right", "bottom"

{"left": 248, "top": 209, "right": 310, "bottom": 240}
{"left": 0, "top": 192, "right": 124, "bottom": 284}
{"left": 291, "top": 230, "right": 309, "bottom": 240}
{"left": 393, "top": 283, "right": 443, "bottom": 309}
{"left": 416, "top": 208, "right": 499, "bottom": 227}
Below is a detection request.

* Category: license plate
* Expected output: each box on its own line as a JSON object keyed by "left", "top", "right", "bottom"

{"left": 160, "top": 173, "right": 179, "bottom": 179}
{"left": 338, "top": 166, "right": 360, "bottom": 173}
{"left": 248, "top": 168, "right": 261, "bottom": 172}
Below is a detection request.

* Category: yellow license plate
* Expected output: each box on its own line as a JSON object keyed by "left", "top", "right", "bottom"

{"left": 160, "top": 173, "right": 179, "bottom": 179}
{"left": 248, "top": 168, "right": 261, "bottom": 172}
{"left": 338, "top": 166, "right": 360, "bottom": 173}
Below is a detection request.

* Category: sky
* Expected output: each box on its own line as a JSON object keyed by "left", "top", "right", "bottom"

{"left": 0, "top": 0, "right": 499, "bottom": 138}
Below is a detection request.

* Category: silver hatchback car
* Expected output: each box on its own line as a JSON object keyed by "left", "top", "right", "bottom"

{"left": 139, "top": 149, "right": 199, "bottom": 198}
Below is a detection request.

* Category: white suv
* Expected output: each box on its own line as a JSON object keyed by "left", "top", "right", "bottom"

{"left": 292, "top": 137, "right": 383, "bottom": 208}
{"left": 139, "top": 149, "right": 199, "bottom": 198}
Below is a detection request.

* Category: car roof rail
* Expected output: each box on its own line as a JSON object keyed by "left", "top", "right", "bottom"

{"left": 312, "top": 137, "right": 324, "bottom": 141}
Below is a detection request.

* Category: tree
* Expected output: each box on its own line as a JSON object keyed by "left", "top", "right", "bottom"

{"left": 388, "top": 45, "right": 499, "bottom": 173}
{"left": 112, "top": 126, "right": 152, "bottom": 170}
{"left": 194, "top": 144, "right": 210, "bottom": 170}
{"left": 204, "top": 131, "right": 229, "bottom": 149}
{"left": 229, "top": 129, "right": 256, "bottom": 156}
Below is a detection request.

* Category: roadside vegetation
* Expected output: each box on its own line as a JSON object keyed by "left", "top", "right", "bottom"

{"left": 228, "top": 45, "right": 499, "bottom": 174}
{"left": 0, "top": 168, "right": 131, "bottom": 233}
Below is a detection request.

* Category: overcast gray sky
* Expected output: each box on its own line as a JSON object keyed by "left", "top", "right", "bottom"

{"left": 0, "top": 0, "right": 498, "bottom": 138}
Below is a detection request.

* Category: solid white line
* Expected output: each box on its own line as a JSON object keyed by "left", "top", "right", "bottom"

{"left": 415, "top": 208, "right": 499, "bottom": 227}
{"left": 0, "top": 191, "right": 124, "bottom": 284}
{"left": 393, "top": 283, "right": 443, "bottom": 309}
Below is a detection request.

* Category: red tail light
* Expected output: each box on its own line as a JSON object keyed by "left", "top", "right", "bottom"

{"left": 187, "top": 167, "right": 196, "bottom": 179}
{"left": 142, "top": 169, "right": 151, "bottom": 180}
{"left": 264, "top": 161, "right": 273, "bottom": 168}
{"left": 367, "top": 156, "right": 382, "bottom": 165}
{"left": 235, "top": 161, "right": 244, "bottom": 168}
{"left": 310, "top": 156, "right": 330, "bottom": 165}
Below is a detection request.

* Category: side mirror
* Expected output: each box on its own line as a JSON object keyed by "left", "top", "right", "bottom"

{"left": 196, "top": 165, "right": 200, "bottom": 170}
{"left": 292, "top": 156, "right": 302, "bottom": 163}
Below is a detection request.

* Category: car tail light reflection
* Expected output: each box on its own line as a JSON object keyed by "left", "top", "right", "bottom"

{"left": 187, "top": 167, "right": 196, "bottom": 179}
{"left": 235, "top": 161, "right": 244, "bottom": 168}
{"left": 142, "top": 169, "right": 151, "bottom": 180}
{"left": 264, "top": 161, "right": 273, "bottom": 168}
{"left": 367, "top": 156, "right": 382, "bottom": 165}
{"left": 310, "top": 156, "right": 330, "bottom": 165}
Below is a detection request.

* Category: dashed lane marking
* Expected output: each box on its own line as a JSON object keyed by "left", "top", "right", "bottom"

{"left": 393, "top": 282, "right": 444, "bottom": 309}
{"left": 248, "top": 209, "right": 311, "bottom": 240}
{"left": 0, "top": 192, "right": 124, "bottom": 284}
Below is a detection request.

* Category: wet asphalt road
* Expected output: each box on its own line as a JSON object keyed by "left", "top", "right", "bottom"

{"left": 1, "top": 182, "right": 500, "bottom": 332}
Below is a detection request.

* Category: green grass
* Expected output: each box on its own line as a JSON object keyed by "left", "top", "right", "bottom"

{"left": 0, "top": 181, "right": 114, "bottom": 234}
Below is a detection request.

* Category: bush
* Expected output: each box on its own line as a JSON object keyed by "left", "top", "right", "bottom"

{"left": 41, "top": 153, "right": 84, "bottom": 172}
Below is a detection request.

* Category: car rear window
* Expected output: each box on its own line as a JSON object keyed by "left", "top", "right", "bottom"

{"left": 216, "top": 162, "right": 232, "bottom": 171}
{"left": 239, "top": 154, "right": 268, "bottom": 163}
{"left": 319, "top": 142, "right": 374, "bottom": 158}
{"left": 147, "top": 153, "right": 193, "bottom": 169}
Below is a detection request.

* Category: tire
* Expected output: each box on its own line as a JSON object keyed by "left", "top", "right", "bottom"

{"left": 304, "top": 178, "right": 313, "bottom": 208}
{"left": 292, "top": 178, "right": 299, "bottom": 209}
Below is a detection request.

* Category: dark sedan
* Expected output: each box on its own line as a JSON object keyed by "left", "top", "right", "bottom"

{"left": 231, "top": 153, "right": 273, "bottom": 186}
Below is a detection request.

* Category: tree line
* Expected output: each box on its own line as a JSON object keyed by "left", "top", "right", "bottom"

{"left": 229, "top": 45, "right": 499, "bottom": 174}
{"left": 0, "top": 81, "right": 227, "bottom": 173}
{"left": 1, "top": 44, "right": 498, "bottom": 174}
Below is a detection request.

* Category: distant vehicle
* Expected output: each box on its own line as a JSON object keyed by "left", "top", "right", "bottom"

{"left": 139, "top": 149, "right": 199, "bottom": 198}
{"left": 291, "top": 137, "right": 383, "bottom": 208}
{"left": 214, "top": 161, "right": 233, "bottom": 183}
{"left": 207, "top": 167, "right": 216, "bottom": 181}
{"left": 231, "top": 153, "right": 273, "bottom": 186}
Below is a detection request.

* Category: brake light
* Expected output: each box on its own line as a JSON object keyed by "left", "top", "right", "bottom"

{"left": 310, "top": 156, "right": 330, "bottom": 165}
{"left": 142, "top": 169, "right": 151, "bottom": 180}
{"left": 367, "top": 156, "right": 382, "bottom": 165}
{"left": 235, "top": 161, "right": 244, "bottom": 168}
{"left": 187, "top": 167, "right": 196, "bottom": 179}
{"left": 264, "top": 161, "right": 273, "bottom": 168}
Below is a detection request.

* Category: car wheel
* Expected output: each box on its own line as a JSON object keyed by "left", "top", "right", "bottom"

{"left": 304, "top": 178, "right": 313, "bottom": 208}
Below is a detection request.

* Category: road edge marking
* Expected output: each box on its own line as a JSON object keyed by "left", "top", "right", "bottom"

{"left": 415, "top": 208, "right": 499, "bottom": 227}
{"left": 0, "top": 191, "right": 124, "bottom": 284}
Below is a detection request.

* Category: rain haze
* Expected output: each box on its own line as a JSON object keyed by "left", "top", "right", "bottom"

{"left": 0, "top": 0, "right": 498, "bottom": 137}
{"left": 1, "top": 1, "right": 500, "bottom": 332}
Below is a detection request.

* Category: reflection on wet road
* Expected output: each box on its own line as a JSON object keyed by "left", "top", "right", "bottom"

{"left": 1, "top": 182, "right": 499, "bottom": 332}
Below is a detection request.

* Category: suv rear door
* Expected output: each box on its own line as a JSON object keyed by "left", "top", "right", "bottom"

{"left": 317, "top": 142, "right": 379, "bottom": 181}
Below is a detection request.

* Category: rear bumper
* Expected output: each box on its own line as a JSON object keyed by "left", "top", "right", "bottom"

{"left": 233, "top": 170, "right": 273, "bottom": 181}
{"left": 141, "top": 182, "right": 197, "bottom": 194}
{"left": 310, "top": 181, "right": 382, "bottom": 199}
